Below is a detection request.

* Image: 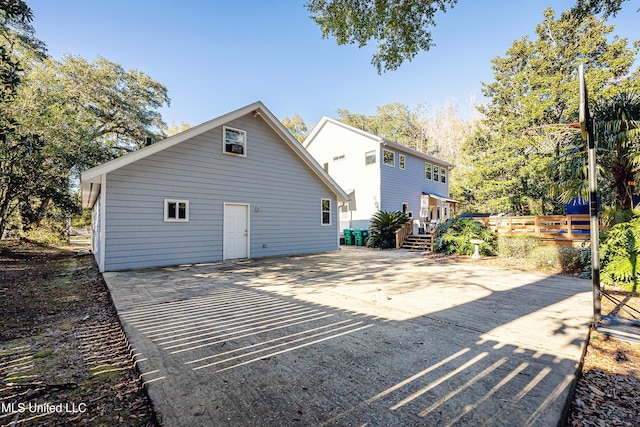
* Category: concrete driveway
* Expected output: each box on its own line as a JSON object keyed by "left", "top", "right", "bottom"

{"left": 103, "top": 248, "right": 592, "bottom": 426}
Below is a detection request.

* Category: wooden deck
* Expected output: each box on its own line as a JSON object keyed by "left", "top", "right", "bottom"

{"left": 471, "top": 214, "right": 602, "bottom": 247}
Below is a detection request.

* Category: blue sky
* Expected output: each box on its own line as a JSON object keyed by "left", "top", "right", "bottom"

{"left": 28, "top": 0, "right": 640, "bottom": 128}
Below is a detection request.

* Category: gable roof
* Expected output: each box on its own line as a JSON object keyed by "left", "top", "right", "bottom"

{"left": 304, "top": 116, "right": 453, "bottom": 168}
{"left": 81, "top": 101, "right": 349, "bottom": 208}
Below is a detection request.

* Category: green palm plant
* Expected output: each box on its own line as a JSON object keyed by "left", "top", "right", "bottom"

{"left": 366, "top": 210, "right": 409, "bottom": 249}
{"left": 600, "top": 217, "right": 640, "bottom": 291}
{"left": 555, "top": 92, "right": 640, "bottom": 225}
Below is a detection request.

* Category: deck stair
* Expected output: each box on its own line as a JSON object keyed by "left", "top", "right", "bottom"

{"left": 401, "top": 234, "right": 434, "bottom": 251}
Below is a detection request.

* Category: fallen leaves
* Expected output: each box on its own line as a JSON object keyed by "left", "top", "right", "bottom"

{"left": 0, "top": 240, "right": 157, "bottom": 426}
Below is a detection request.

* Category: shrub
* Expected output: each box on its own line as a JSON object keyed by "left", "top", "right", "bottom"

{"left": 600, "top": 218, "right": 640, "bottom": 291}
{"left": 525, "top": 245, "right": 586, "bottom": 273}
{"left": 434, "top": 217, "right": 496, "bottom": 256}
{"left": 497, "top": 235, "right": 540, "bottom": 258}
{"left": 366, "top": 210, "right": 409, "bottom": 249}
{"left": 23, "top": 227, "right": 66, "bottom": 245}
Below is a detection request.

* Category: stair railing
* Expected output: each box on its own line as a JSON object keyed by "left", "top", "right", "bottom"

{"left": 395, "top": 220, "right": 413, "bottom": 249}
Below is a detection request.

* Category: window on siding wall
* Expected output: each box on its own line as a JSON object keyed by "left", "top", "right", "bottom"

{"left": 433, "top": 165, "right": 439, "bottom": 181}
{"left": 383, "top": 149, "right": 395, "bottom": 167}
{"left": 223, "top": 126, "right": 246, "bottom": 156}
{"left": 321, "top": 199, "right": 331, "bottom": 225}
{"left": 425, "top": 163, "right": 432, "bottom": 180}
{"left": 399, "top": 154, "right": 405, "bottom": 170}
{"left": 164, "top": 199, "right": 189, "bottom": 222}
{"left": 441, "top": 168, "right": 447, "bottom": 183}
{"left": 365, "top": 150, "right": 376, "bottom": 165}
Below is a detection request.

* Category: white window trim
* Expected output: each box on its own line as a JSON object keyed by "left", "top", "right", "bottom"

{"left": 425, "top": 162, "right": 432, "bottom": 180}
{"left": 164, "top": 199, "right": 189, "bottom": 222}
{"left": 223, "top": 126, "right": 247, "bottom": 157}
{"left": 383, "top": 149, "right": 395, "bottom": 167}
{"left": 399, "top": 154, "right": 406, "bottom": 170}
{"left": 441, "top": 167, "right": 447, "bottom": 183}
{"left": 321, "top": 198, "right": 331, "bottom": 226}
{"left": 365, "top": 150, "right": 376, "bottom": 166}
{"left": 402, "top": 202, "right": 411, "bottom": 218}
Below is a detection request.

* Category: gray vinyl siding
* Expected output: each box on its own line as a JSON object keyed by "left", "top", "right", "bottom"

{"left": 380, "top": 147, "right": 449, "bottom": 218}
{"left": 103, "top": 113, "right": 338, "bottom": 271}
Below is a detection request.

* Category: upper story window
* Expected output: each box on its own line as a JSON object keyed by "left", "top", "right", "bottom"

{"left": 441, "top": 168, "right": 447, "bottom": 183}
{"left": 383, "top": 149, "right": 395, "bottom": 167}
{"left": 399, "top": 154, "right": 405, "bottom": 170}
{"left": 333, "top": 154, "right": 345, "bottom": 161}
{"left": 321, "top": 198, "right": 331, "bottom": 225}
{"left": 365, "top": 150, "right": 376, "bottom": 165}
{"left": 223, "top": 126, "right": 246, "bottom": 157}
{"left": 433, "top": 165, "right": 440, "bottom": 181}
{"left": 164, "top": 199, "right": 189, "bottom": 222}
{"left": 425, "top": 163, "right": 432, "bottom": 180}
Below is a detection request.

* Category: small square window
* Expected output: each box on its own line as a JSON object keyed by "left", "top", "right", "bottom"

{"left": 365, "top": 150, "right": 376, "bottom": 165}
{"left": 164, "top": 199, "right": 189, "bottom": 222}
{"left": 223, "top": 126, "right": 246, "bottom": 157}
{"left": 321, "top": 198, "right": 331, "bottom": 225}
{"left": 425, "top": 163, "right": 432, "bottom": 180}
{"left": 383, "top": 149, "right": 395, "bottom": 167}
{"left": 399, "top": 154, "right": 405, "bottom": 170}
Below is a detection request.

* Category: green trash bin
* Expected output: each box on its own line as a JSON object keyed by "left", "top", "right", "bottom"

{"left": 343, "top": 229, "right": 354, "bottom": 246}
{"left": 353, "top": 228, "right": 368, "bottom": 246}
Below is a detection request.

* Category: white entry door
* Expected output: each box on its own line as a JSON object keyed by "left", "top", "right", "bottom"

{"left": 223, "top": 203, "right": 249, "bottom": 260}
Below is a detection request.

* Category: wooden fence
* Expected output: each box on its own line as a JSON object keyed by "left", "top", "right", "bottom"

{"left": 471, "top": 214, "right": 602, "bottom": 247}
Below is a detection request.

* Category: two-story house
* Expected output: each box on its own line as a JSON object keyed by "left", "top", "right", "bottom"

{"left": 304, "top": 117, "right": 456, "bottom": 233}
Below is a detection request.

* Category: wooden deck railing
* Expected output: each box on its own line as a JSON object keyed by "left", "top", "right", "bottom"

{"left": 395, "top": 220, "right": 414, "bottom": 249}
{"left": 471, "top": 214, "right": 604, "bottom": 246}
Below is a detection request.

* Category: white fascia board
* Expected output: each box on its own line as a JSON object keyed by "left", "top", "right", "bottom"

{"left": 256, "top": 105, "right": 350, "bottom": 203}
{"left": 79, "top": 101, "right": 349, "bottom": 205}
{"left": 80, "top": 101, "right": 263, "bottom": 182}
{"left": 305, "top": 116, "right": 453, "bottom": 169}
{"left": 380, "top": 139, "right": 454, "bottom": 168}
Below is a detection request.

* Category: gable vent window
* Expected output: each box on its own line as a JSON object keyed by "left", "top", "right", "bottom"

{"left": 223, "top": 126, "right": 246, "bottom": 157}
{"left": 333, "top": 154, "right": 345, "bottom": 161}
{"left": 164, "top": 199, "right": 189, "bottom": 222}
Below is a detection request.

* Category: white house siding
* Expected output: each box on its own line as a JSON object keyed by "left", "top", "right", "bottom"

{"left": 102, "top": 114, "right": 338, "bottom": 271}
{"left": 379, "top": 146, "right": 449, "bottom": 219}
{"left": 305, "top": 121, "right": 380, "bottom": 230}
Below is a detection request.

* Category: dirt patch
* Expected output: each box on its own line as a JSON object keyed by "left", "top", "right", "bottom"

{"left": 0, "top": 240, "right": 157, "bottom": 426}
